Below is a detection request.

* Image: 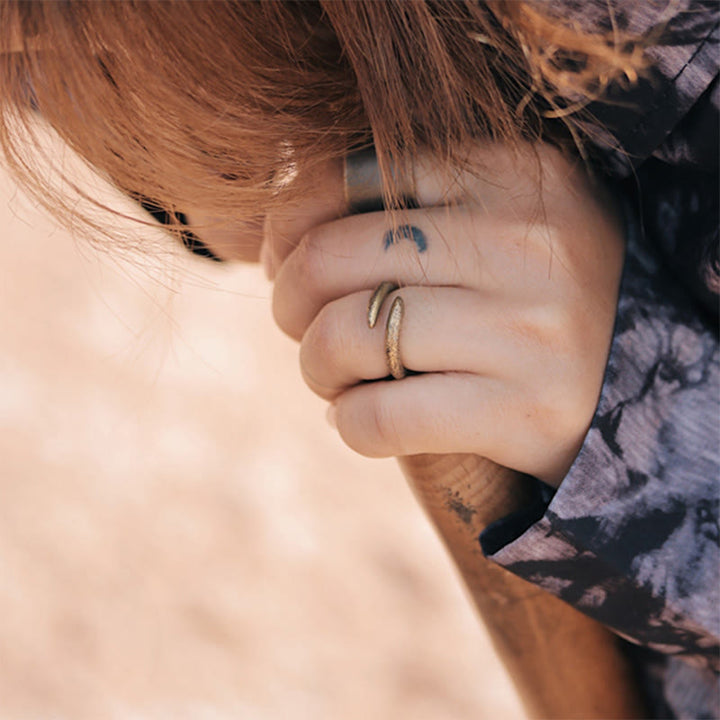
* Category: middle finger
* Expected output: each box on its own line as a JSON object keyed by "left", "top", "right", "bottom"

{"left": 272, "top": 205, "right": 551, "bottom": 341}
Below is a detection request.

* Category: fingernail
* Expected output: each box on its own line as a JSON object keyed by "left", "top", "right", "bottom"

{"left": 326, "top": 403, "right": 337, "bottom": 429}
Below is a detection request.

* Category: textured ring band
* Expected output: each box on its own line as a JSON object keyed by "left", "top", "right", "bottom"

{"left": 384, "top": 295, "right": 406, "bottom": 380}
{"left": 367, "top": 281, "right": 407, "bottom": 380}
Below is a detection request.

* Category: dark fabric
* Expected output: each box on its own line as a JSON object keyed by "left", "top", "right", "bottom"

{"left": 481, "top": 2, "right": 720, "bottom": 718}
{"left": 563, "top": 0, "right": 720, "bottom": 175}
{"left": 480, "top": 478, "right": 556, "bottom": 556}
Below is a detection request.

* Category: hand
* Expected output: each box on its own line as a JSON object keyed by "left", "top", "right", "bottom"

{"left": 267, "top": 143, "right": 625, "bottom": 487}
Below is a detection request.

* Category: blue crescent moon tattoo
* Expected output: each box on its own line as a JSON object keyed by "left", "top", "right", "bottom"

{"left": 383, "top": 224, "right": 427, "bottom": 253}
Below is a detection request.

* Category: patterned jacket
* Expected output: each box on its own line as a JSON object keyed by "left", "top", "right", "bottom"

{"left": 481, "top": 3, "right": 719, "bottom": 718}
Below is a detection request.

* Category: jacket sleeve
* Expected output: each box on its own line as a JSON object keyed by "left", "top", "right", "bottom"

{"left": 481, "top": 197, "right": 719, "bottom": 672}
{"left": 479, "top": 5, "right": 720, "bottom": 687}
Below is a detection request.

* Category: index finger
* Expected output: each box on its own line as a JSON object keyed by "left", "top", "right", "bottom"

{"left": 262, "top": 151, "right": 466, "bottom": 278}
{"left": 263, "top": 142, "right": 553, "bottom": 279}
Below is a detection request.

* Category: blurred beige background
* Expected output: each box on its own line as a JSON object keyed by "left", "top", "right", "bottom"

{"left": 0, "top": 159, "right": 524, "bottom": 719}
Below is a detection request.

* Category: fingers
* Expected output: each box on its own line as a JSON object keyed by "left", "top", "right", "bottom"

{"left": 272, "top": 208, "right": 462, "bottom": 340}
{"left": 299, "top": 275, "right": 599, "bottom": 482}
{"left": 330, "top": 372, "right": 513, "bottom": 461}
{"left": 180, "top": 144, "right": 592, "bottom": 269}
{"left": 299, "top": 285, "right": 520, "bottom": 400}
{"left": 265, "top": 142, "right": 625, "bottom": 487}
{"left": 261, "top": 149, "right": 480, "bottom": 278}
{"left": 330, "top": 371, "right": 585, "bottom": 482}
{"left": 272, "top": 203, "right": 571, "bottom": 341}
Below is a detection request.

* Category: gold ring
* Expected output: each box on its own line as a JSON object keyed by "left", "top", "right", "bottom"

{"left": 385, "top": 295, "right": 406, "bottom": 380}
{"left": 367, "top": 281, "right": 398, "bottom": 328}
{"left": 367, "top": 281, "right": 406, "bottom": 380}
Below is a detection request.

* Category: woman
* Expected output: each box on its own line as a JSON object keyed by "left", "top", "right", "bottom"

{"left": 1, "top": 1, "right": 718, "bottom": 717}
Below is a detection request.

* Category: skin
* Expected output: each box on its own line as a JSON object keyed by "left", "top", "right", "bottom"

{"left": 187, "top": 142, "right": 626, "bottom": 488}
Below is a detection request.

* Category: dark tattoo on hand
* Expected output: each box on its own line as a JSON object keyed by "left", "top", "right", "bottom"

{"left": 383, "top": 224, "right": 427, "bottom": 253}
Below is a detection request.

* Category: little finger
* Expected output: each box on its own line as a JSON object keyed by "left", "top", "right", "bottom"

{"left": 330, "top": 373, "right": 524, "bottom": 467}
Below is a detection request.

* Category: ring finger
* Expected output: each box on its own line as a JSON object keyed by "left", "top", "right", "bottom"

{"left": 299, "top": 284, "right": 525, "bottom": 401}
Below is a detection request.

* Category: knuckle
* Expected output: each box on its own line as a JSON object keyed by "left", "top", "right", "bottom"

{"left": 507, "top": 302, "right": 575, "bottom": 355}
{"left": 295, "top": 228, "right": 329, "bottom": 290}
{"left": 304, "top": 303, "right": 337, "bottom": 355}
{"left": 299, "top": 309, "right": 344, "bottom": 398}
{"left": 532, "top": 378, "right": 591, "bottom": 445}
{"left": 271, "top": 229, "right": 329, "bottom": 341}
{"left": 270, "top": 288, "right": 300, "bottom": 341}
{"left": 338, "top": 392, "right": 401, "bottom": 458}
{"left": 366, "top": 395, "right": 404, "bottom": 455}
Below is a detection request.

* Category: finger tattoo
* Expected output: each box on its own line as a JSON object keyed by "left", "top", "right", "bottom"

{"left": 383, "top": 224, "right": 427, "bottom": 253}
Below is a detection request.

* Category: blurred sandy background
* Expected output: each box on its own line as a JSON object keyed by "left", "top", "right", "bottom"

{"left": 0, "top": 157, "right": 524, "bottom": 719}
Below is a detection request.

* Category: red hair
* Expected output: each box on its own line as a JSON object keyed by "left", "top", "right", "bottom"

{"left": 0, "top": 1, "right": 646, "bottom": 244}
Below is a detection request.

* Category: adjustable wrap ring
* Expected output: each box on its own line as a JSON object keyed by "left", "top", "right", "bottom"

{"left": 384, "top": 295, "right": 406, "bottom": 380}
{"left": 367, "top": 281, "right": 407, "bottom": 380}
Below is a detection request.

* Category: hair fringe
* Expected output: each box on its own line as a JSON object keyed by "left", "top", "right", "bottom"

{"left": 0, "top": 0, "right": 651, "bottom": 247}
